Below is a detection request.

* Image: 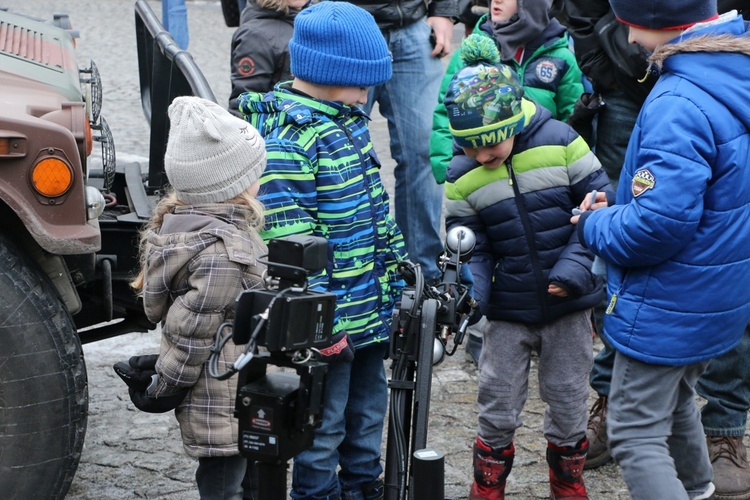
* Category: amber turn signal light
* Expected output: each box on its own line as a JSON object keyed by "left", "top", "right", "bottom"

{"left": 32, "top": 157, "right": 73, "bottom": 197}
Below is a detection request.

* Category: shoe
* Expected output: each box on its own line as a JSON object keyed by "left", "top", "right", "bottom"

{"left": 341, "top": 479, "right": 383, "bottom": 500}
{"left": 695, "top": 482, "right": 716, "bottom": 500}
{"left": 583, "top": 395, "right": 612, "bottom": 470}
{"left": 362, "top": 479, "right": 384, "bottom": 500}
{"left": 465, "top": 334, "right": 483, "bottom": 365}
{"left": 707, "top": 436, "right": 750, "bottom": 500}
{"left": 547, "top": 438, "right": 589, "bottom": 499}
{"left": 469, "top": 437, "right": 514, "bottom": 500}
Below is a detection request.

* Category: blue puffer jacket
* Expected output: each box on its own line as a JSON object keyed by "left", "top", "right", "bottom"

{"left": 579, "top": 14, "right": 750, "bottom": 366}
{"left": 445, "top": 99, "right": 613, "bottom": 325}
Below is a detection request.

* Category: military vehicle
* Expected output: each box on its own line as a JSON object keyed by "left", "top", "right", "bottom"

{"left": 0, "top": 1, "right": 215, "bottom": 497}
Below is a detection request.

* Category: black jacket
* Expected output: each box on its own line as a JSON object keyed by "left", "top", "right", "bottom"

{"left": 342, "top": 0, "right": 459, "bottom": 31}
{"left": 564, "top": 0, "right": 749, "bottom": 105}
{"left": 563, "top": 0, "right": 654, "bottom": 103}
{"left": 228, "top": 0, "right": 296, "bottom": 112}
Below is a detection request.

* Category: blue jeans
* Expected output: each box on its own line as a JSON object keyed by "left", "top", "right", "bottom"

{"left": 609, "top": 352, "right": 713, "bottom": 499}
{"left": 589, "top": 329, "right": 615, "bottom": 398}
{"left": 594, "top": 89, "right": 642, "bottom": 191}
{"left": 589, "top": 89, "right": 641, "bottom": 397}
{"left": 291, "top": 343, "right": 389, "bottom": 499}
{"left": 696, "top": 324, "right": 750, "bottom": 436}
{"left": 196, "top": 455, "right": 246, "bottom": 500}
{"left": 161, "top": 0, "right": 189, "bottom": 50}
{"left": 362, "top": 18, "right": 445, "bottom": 282}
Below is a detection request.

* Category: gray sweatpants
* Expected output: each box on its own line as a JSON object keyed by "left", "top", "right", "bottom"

{"left": 477, "top": 311, "right": 593, "bottom": 450}
{"left": 608, "top": 351, "right": 713, "bottom": 499}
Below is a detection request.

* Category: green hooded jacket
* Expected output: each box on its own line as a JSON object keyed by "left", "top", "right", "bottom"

{"left": 430, "top": 15, "right": 584, "bottom": 183}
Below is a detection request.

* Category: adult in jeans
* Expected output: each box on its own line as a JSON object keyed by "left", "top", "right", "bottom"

{"left": 338, "top": 0, "right": 459, "bottom": 283}
{"left": 563, "top": 0, "right": 656, "bottom": 469}
{"left": 161, "top": 0, "right": 189, "bottom": 49}
{"left": 565, "top": 1, "right": 750, "bottom": 497}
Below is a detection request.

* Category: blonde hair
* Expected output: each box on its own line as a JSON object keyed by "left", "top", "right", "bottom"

{"left": 130, "top": 187, "right": 265, "bottom": 292}
{"left": 255, "top": 0, "right": 316, "bottom": 15}
{"left": 256, "top": 0, "right": 292, "bottom": 14}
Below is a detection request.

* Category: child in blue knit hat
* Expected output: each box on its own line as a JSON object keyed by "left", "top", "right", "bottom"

{"left": 237, "top": 2, "right": 407, "bottom": 498}
{"left": 573, "top": 0, "right": 750, "bottom": 498}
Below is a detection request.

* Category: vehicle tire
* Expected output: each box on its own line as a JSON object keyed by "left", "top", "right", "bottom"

{"left": 0, "top": 235, "right": 88, "bottom": 500}
{"left": 220, "top": 0, "right": 241, "bottom": 27}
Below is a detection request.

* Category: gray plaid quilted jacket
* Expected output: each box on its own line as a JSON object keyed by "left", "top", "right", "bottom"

{"left": 142, "top": 203, "right": 266, "bottom": 457}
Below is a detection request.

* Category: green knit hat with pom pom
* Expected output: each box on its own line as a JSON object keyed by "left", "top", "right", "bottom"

{"left": 445, "top": 34, "right": 526, "bottom": 148}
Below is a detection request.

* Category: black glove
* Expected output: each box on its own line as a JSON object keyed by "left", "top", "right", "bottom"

{"left": 566, "top": 93, "right": 605, "bottom": 147}
{"left": 457, "top": 295, "right": 483, "bottom": 327}
{"left": 113, "top": 355, "right": 188, "bottom": 413}
{"left": 466, "top": 302, "right": 483, "bottom": 327}
{"left": 317, "top": 331, "right": 355, "bottom": 364}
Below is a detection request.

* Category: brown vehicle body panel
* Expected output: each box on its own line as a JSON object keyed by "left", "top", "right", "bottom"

{"left": 0, "top": 12, "right": 100, "bottom": 254}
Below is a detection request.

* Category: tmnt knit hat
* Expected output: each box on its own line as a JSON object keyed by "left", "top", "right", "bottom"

{"left": 289, "top": 1, "right": 392, "bottom": 87}
{"left": 610, "top": 0, "right": 718, "bottom": 30}
{"left": 164, "top": 96, "right": 266, "bottom": 204}
{"left": 444, "top": 34, "right": 525, "bottom": 149}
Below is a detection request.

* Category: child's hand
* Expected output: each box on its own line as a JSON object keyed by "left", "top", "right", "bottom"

{"left": 113, "top": 355, "right": 188, "bottom": 413}
{"left": 588, "top": 191, "right": 608, "bottom": 210}
{"left": 548, "top": 284, "right": 569, "bottom": 297}
{"left": 570, "top": 190, "right": 607, "bottom": 224}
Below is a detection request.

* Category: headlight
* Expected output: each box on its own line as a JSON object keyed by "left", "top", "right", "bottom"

{"left": 85, "top": 185, "right": 106, "bottom": 220}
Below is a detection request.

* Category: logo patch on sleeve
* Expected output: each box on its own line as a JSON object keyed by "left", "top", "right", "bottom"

{"left": 535, "top": 59, "right": 559, "bottom": 84}
{"left": 632, "top": 169, "right": 655, "bottom": 197}
{"left": 238, "top": 57, "right": 256, "bottom": 77}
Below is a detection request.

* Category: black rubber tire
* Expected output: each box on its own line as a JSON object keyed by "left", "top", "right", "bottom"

{"left": 0, "top": 235, "right": 88, "bottom": 499}
{"left": 220, "top": 0, "right": 241, "bottom": 27}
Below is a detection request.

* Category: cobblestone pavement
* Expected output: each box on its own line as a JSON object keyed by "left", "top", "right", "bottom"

{"left": 13, "top": 1, "right": 636, "bottom": 498}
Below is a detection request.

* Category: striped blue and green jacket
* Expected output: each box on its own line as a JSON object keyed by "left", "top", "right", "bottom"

{"left": 445, "top": 99, "right": 613, "bottom": 325}
{"left": 238, "top": 85, "right": 407, "bottom": 348}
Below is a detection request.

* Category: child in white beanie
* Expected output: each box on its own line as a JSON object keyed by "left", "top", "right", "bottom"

{"left": 115, "top": 96, "right": 267, "bottom": 499}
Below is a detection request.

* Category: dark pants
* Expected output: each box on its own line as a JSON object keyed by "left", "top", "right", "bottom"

{"left": 197, "top": 454, "right": 246, "bottom": 500}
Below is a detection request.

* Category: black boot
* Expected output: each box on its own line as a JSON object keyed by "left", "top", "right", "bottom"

{"left": 342, "top": 479, "right": 383, "bottom": 500}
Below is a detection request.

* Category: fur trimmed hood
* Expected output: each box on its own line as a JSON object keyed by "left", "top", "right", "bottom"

{"left": 649, "top": 32, "right": 750, "bottom": 70}
{"left": 648, "top": 13, "right": 750, "bottom": 130}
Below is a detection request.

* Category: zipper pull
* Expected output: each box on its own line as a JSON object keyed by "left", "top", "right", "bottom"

{"left": 506, "top": 162, "right": 513, "bottom": 186}
{"left": 605, "top": 294, "right": 617, "bottom": 314}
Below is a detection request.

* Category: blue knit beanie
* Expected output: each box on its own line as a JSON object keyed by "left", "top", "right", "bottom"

{"left": 610, "top": 0, "right": 718, "bottom": 30}
{"left": 290, "top": 1, "right": 392, "bottom": 87}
